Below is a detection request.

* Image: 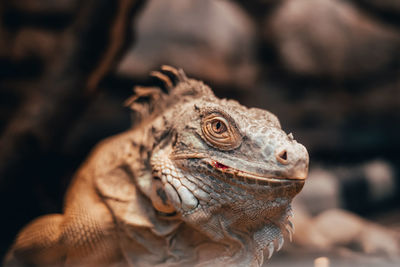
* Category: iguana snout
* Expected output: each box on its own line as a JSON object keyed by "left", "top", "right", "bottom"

{"left": 227, "top": 117, "right": 309, "bottom": 183}
{"left": 261, "top": 127, "right": 309, "bottom": 181}
{"left": 274, "top": 137, "right": 309, "bottom": 180}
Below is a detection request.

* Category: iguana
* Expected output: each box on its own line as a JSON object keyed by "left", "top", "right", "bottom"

{"left": 5, "top": 66, "right": 309, "bottom": 266}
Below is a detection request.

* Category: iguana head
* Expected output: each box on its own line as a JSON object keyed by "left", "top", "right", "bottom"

{"left": 127, "top": 66, "right": 309, "bottom": 263}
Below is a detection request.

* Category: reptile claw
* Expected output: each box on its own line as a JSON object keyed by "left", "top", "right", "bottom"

{"left": 285, "top": 225, "right": 293, "bottom": 242}
{"left": 276, "top": 235, "right": 284, "bottom": 251}
{"left": 288, "top": 220, "right": 295, "bottom": 233}
{"left": 267, "top": 242, "right": 275, "bottom": 259}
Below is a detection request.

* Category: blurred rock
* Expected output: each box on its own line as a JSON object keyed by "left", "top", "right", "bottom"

{"left": 363, "top": 160, "right": 395, "bottom": 202}
{"left": 291, "top": 201, "right": 332, "bottom": 249}
{"left": 267, "top": 0, "right": 400, "bottom": 78}
{"left": 118, "top": 0, "right": 258, "bottom": 89}
{"left": 313, "top": 209, "right": 364, "bottom": 245}
{"left": 359, "top": 222, "right": 400, "bottom": 256}
{"left": 313, "top": 209, "right": 400, "bottom": 256}
{"left": 294, "top": 160, "right": 398, "bottom": 218}
{"left": 292, "top": 207, "right": 400, "bottom": 257}
{"left": 294, "top": 168, "right": 341, "bottom": 215}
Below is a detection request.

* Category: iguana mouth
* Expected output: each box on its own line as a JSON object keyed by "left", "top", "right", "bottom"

{"left": 170, "top": 153, "right": 306, "bottom": 184}
{"left": 208, "top": 159, "right": 306, "bottom": 185}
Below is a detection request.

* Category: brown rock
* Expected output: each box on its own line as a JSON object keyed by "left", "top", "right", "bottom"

{"left": 117, "top": 0, "right": 258, "bottom": 89}
{"left": 267, "top": 0, "right": 400, "bottom": 78}
{"left": 294, "top": 168, "right": 341, "bottom": 215}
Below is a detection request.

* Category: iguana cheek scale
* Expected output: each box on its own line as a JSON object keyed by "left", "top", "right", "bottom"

{"left": 5, "top": 66, "right": 309, "bottom": 267}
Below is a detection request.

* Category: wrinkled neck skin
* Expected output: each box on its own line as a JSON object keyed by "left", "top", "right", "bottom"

{"left": 125, "top": 113, "right": 302, "bottom": 267}
{"left": 151, "top": 148, "right": 297, "bottom": 267}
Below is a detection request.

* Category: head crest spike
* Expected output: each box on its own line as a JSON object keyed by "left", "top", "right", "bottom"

{"left": 150, "top": 71, "right": 174, "bottom": 92}
{"left": 124, "top": 86, "right": 166, "bottom": 124}
{"left": 125, "top": 66, "right": 213, "bottom": 127}
{"left": 124, "top": 86, "right": 163, "bottom": 108}
{"left": 160, "top": 65, "right": 187, "bottom": 85}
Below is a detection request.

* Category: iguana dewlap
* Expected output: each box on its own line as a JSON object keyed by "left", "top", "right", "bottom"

{"left": 5, "top": 66, "right": 309, "bottom": 266}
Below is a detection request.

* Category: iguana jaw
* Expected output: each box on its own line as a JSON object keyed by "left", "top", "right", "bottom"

{"left": 208, "top": 159, "right": 306, "bottom": 184}
{"left": 170, "top": 153, "right": 307, "bottom": 185}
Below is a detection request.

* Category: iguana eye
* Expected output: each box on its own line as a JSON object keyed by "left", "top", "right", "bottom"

{"left": 201, "top": 113, "right": 242, "bottom": 150}
{"left": 211, "top": 119, "right": 227, "bottom": 134}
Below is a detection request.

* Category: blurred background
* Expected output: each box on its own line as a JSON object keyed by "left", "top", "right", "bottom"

{"left": 0, "top": 0, "right": 399, "bottom": 266}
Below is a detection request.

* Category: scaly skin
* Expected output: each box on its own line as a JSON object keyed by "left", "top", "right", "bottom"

{"left": 5, "top": 66, "right": 309, "bottom": 266}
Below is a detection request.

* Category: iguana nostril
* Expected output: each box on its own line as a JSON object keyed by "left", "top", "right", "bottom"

{"left": 276, "top": 149, "right": 288, "bottom": 165}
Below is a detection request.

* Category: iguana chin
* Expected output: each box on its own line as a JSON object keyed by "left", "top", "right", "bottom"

{"left": 5, "top": 66, "right": 309, "bottom": 266}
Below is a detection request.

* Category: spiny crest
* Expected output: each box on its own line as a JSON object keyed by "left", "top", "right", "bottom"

{"left": 124, "top": 66, "right": 214, "bottom": 125}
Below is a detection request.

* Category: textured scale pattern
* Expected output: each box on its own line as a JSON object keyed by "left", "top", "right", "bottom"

{"left": 5, "top": 66, "right": 308, "bottom": 267}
